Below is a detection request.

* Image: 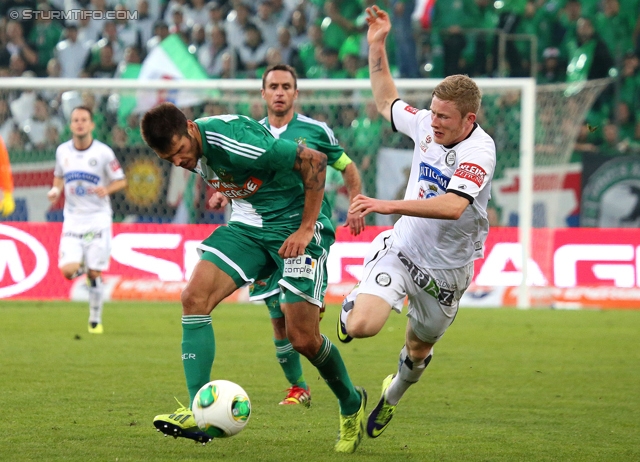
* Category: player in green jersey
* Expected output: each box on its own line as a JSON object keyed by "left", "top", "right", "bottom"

{"left": 141, "top": 103, "right": 367, "bottom": 453}
{"left": 211, "top": 64, "right": 365, "bottom": 407}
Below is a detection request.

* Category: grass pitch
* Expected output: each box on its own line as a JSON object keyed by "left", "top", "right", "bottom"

{"left": 0, "top": 301, "right": 638, "bottom": 462}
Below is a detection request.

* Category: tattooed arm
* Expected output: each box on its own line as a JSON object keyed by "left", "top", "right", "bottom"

{"left": 278, "top": 144, "right": 327, "bottom": 258}
{"left": 366, "top": 6, "right": 399, "bottom": 122}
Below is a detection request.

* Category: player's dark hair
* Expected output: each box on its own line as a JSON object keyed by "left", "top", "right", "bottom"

{"left": 140, "top": 102, "right": 189, "bottom": 153}
{"left": 262, "top": 64, "right": 298, "bottom": 90}
{"left": 71, "top": 105, "right": 93, "bottom": 120}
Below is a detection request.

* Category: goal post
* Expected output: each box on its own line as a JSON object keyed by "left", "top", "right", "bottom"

{"left": 0, "top": 77, "right": 610, "bottom": 308}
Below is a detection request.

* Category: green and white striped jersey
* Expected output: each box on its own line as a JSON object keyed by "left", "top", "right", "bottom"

{"left": 193, "top": 114, "right": 310, "bottom": 227}
{"left": 259, "top": 113, "right": 351, "bottom": 219}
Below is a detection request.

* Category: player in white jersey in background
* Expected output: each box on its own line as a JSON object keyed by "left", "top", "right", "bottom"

{"left": 337, "top": 6, "right": 497, "bottom": 439}
{"left": 47, "top": 106, "right": 127, "bottom": 334}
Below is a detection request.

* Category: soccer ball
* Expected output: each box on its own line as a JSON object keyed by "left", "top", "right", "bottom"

{"left": 192, "top": 380, "right": 251, "bottom": 438}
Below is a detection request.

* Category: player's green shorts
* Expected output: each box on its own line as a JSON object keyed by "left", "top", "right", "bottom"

{"left": 197, "top": 219, "right": 335, "bottom": 308}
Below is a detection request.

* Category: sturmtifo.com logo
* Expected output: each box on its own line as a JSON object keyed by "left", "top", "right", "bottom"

{"left": 10, "top": 9, "right": 138, "bottom": 21}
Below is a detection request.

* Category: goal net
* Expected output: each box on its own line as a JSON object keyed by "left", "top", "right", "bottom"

{"left": 0, "top": 77, "right": 611, "bottom": 306}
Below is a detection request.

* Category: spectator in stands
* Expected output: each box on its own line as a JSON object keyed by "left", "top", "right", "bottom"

{"left": 466, "top": 0, "right": 499, "bottom": 77}
{"left": 307, "top": 46, "right": 346, "bottom": 78}
{"left": 198, "top": 25, "right": 237, "bottom": 78}
{"left": 55, "top": 24, "right": 91, "bottom": 79}
{"left": 6, "top": 126, "right": 27, "bottom": 151}
{"left": 76, "top": 9, "right": 99, "bottom": 44}
{"left": 431, "top": 0, "right": 473, "bottom": 77}
{"left": 96, "top": 21, "right": 126, "bottom": 64}
{"left": 269, "top": 0, "right": 293, "bottom": 26}
{"left": 275, "top": 26, "right": 302, "bottom": 74}
{"left": 566, "top": 17, "right": 613, "bottom": 81}
{"left": 558, "top": 0, "right": 582, "bottom": 59}
{"left": 342, "top": 52, "right": 364, "bottom": 79}
{"left": 20, "top": 96, "right": 64, "bottom": 150}
{"left": 537, "top": 47, "right": 564, "bottom": 83}
{"left": 146, "top": 21, "right": 170, "bottom": 53}
{"left": 225, "top": 2, "right": 256, "bottom": 50}
{"left": 289, "top": 8, "right": 310, "bottom": 48}
{"left": 594, "top": 0, "right": 634, "bottom": 62}
{"left": 168, "top": 5, "right": 192, "bottom": 40}
{"left": 0, "top": 134, "right": 15, "bottom": 218}
{"left": 134, "top": 0, "right": 156, "bottom": 48}
{"left": 389, "top": 0, "right": 419, "bottom": 78}
{"left": 9, "top": 53, "right": 28, "bottom": 77}
{"left": 321, "top": 0, "right": 361, "bottom": 52}
{"left": 189, "top": 24, "right": 207, "bottom": 55}
{"left": 0, "top": 0, "right": 38, "bottom": 38}
{"left": 163, "top": 0, "right": 191, "bottom": 25}
{"left": 0, "top": 99, "right": 16, "bottom": 143}
{"left": 42, "top": 57, "right": 63, "bottom": 103}
{"left": 255, "top": 0, "right": 280, "bottom": 49}
{"left": 613, "top": 101, "right": 637, "bottom": 147}
{"left": 236, "top": 23, "right": 269, "bottom": 78}
{"left": 350, "top": 100, "right": 385, "bottom": 201}
{"left": 188, "top": 0, "right": 210, "bottom": 28}
{"left": 83, "top": 42, "right": 118, "bottom": 79}
{"left": 494, "top": 0, "right": 527, "bottom": 76}
{"left": 205, "top": 1, "right": 226, "bottom": 30}
{"left": 619, "top": 52, "right": 639, "bottom": 116}
{"left": 115, "top": 45, "right": 142, "bottom": 79}
{"left": 27, "top": 3, "right": 63, "bottom": 76}
{"left": 114, "top": 4, "right": 141, "bottom": 51}
{"left": 298, "top": 23, "right": 323, "bottom": 71}
{"left": 217, "top": 51, "right": 238, "bottom": 79}
{"left": 5, "top": 20, "right": 37, "bottom": 71}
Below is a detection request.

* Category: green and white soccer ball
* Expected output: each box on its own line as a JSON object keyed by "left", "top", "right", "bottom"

{"left": 192, "top": 380, "right": 251, "bottom": 438}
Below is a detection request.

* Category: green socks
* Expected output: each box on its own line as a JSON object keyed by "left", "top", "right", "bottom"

{"left": 181, "top": 315, "right": 215, "bottom": 406}
{"left": 274, "top": 337, "right": 307, "bottom": 389}
{"left": 310, "top": 334, "right": 361, "bottom": 415}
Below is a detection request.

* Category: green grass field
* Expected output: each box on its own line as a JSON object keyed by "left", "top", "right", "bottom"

{"left": 1, "top": 301, "right": 638, "bottom": 462}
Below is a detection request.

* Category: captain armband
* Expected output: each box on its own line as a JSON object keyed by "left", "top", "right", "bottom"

{"left": 330, "top": 153, "right": 353, "bottom": 172}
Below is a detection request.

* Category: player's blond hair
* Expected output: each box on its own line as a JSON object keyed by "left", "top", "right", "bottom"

{"left": 432, "top": 75, "right": 482, "bottom": 117}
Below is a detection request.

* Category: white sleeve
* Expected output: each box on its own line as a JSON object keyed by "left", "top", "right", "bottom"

{"left": 53, "top": 146, "right": 63, "bottom": 178}
{"left": 104, "top": 147, "right": 126, "bottom": 183}
{"left": 447, "top": 136, "right": 496, "bottom": 201}
{"left": 390, "top": 99, "right": 430, "bottom": 142}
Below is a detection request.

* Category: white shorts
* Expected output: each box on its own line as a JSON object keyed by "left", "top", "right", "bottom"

{"left": 58, "top": 228, "right": 112, "bottom": 271}
{"left": 356, "top": 230, "right": 474, "bottom": 343}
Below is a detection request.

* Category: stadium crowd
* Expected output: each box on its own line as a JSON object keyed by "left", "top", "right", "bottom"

{"left": 1, "top": 0, "right": 640, "bottom": 223}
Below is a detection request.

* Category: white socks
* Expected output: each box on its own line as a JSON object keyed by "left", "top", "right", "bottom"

{"left": 385, "top": 346, "right": 433, "bottom": 405}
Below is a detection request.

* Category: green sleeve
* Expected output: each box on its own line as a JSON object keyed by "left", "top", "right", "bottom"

{"left": 260, "top": 138, "right": 299, "bottom": 171}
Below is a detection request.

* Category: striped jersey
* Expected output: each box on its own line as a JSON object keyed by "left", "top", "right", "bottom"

{"left": 193, "top": 114, "right": 315, "bottom": 227}
{"left": 259, "top": 112, "right": 349, "bottom": 218}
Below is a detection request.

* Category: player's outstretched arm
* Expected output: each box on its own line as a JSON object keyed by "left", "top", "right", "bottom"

{"left": 366, "top": 6, "right": 399, "bottom": 122}
{"left": 350, "top": 192, "right": 470, "bottom": 220}
{"left": 279, "top": 145, "right": 327, "bottom": 259}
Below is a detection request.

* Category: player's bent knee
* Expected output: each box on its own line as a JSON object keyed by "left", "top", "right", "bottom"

{"left": 287, "top": 332, "right": 321, "bottom": 359}
{"left": 346, "top": 317, "right": 380, "bottom": 339}
{"left": 180, "top": 286, "right": 212, "bottom": 315}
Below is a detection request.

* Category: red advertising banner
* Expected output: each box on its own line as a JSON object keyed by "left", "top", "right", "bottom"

{"left": 1, "top": 223, "right": 638, "bottom": 309}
